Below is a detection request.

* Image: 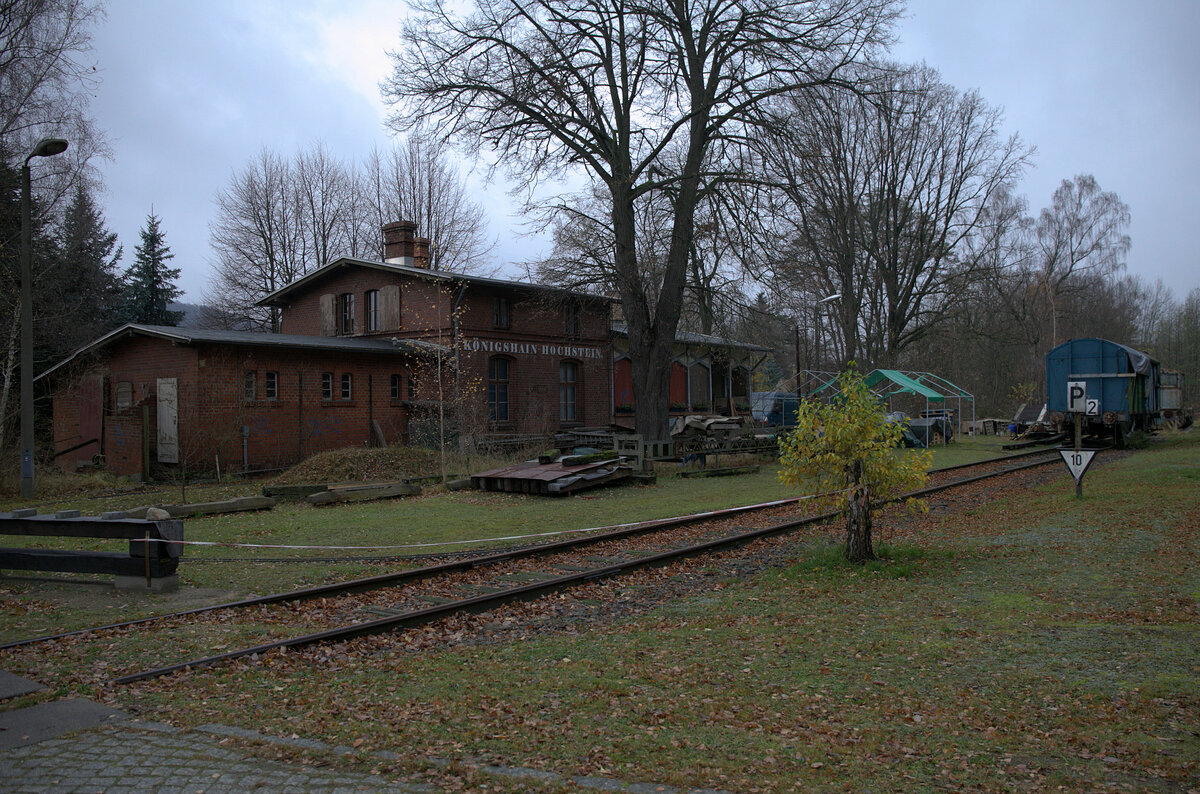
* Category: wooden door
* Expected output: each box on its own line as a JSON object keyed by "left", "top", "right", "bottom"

{"left": 156, "top": 378, "right": 179, "bottom": 463}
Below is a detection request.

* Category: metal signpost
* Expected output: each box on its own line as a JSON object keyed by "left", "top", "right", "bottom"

{"left": 1060, "top": 381, "right": 1097, "bottom": 497}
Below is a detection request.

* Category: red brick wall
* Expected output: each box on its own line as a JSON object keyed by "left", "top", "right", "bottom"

{"left": 52, "top": 380, "right": 82, "bottom": 463}
{"left": 452, "top": 287, "right": 610, "bottom": 432}
{"left": 276, "top": 265, "right": 456, "bottom": 339}
{"left": 104, "top": 414, "right": 144, "bottom": 477}
{"left": 52, "top": 337, "right": 195, "bottom": 477}
{"left": 51, "top": 335, "right": 420, "bottom": 478}
{"left": 274, "top": 262, "right": 615, "bottom": 434}
{"left": 191, "top": 343, "right": 414, "bottom": 472}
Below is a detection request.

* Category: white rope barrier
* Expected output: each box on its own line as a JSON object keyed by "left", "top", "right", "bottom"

{"left": 137, "top": 489, "right": 848, "bottom": 553}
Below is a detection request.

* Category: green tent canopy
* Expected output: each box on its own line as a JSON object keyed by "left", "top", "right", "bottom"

{"left": 864, "top": 369, "right": 945, "bottom": 401}
{"left": 802, "top": 368, "right": 977, "bottom": 443}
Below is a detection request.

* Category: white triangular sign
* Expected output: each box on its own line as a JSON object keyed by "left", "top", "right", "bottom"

{"left": 1059, "top": 449, "right": 1097, "bottom": 484}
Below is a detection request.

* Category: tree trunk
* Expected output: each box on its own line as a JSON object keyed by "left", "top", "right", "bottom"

{"left": 0, "top": 309, "right": 21, "bottom": 459}
{"left": 845, "top": 458, "right": 875, "bottom": 562}
{"left": 609, "top": 181, "right": 688, "bottom": 455}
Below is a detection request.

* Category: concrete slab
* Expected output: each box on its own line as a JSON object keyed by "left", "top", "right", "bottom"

{"left": 0, "top": 671, "right": 44, "bottom": 700}
{"left": 0, "top": 699, "right": 128, "bottom": 750}
{"left": 113, "top": 573, "right": 179, "bottom": 593}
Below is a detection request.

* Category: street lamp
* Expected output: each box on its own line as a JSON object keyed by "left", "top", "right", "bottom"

{"left": 20, "top": 137, "right": 69, "bottom": 499}
{"left": 813, "top": 293, "right": 841, "bottom": 371}
{"left": 796, "top": 292, "right": 842, "bottom": 402}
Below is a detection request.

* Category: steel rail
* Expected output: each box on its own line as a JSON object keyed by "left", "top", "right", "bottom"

{"left": 112, "top": 454, "right": 1063, "bottom": 685}
{"left": 1, "top": 450, "right": 1061, "bottom": 652}
{"left": 0, "top": 496, "right": 817, "bottom": 651}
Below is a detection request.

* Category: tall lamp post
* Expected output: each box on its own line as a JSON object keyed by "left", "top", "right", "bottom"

{"left": 20, "top": 137, "right": 69, "bottom": 499}
{"left": 813, "top": 292, "right": 841, "bottom": 372}
{"left": 796, "top": 292, "right": 842, "bottom": 403}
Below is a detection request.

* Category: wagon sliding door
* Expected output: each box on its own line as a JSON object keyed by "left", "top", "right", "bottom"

{"left": 157, "top": 378, "right": 179, "bottom": 464}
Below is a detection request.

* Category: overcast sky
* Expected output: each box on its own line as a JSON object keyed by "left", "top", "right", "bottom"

{"left": 88, "top": 0, "right": 1200, "bottom": 304}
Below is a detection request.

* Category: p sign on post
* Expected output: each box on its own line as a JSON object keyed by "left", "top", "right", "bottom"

{"left": 1059, "top": 448, "right": 1097, "bottom": 498}
{"left": 1067, "top": 381, "right": 1087, "bottom": 413}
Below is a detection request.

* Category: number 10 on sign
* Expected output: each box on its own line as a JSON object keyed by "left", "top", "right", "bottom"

{"left": 1059, "top": 449, "right": 1096, "bottom": 496}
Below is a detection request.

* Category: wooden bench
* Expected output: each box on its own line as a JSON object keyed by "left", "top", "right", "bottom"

{"left": 0, "top": 510, "right": 184, "bottom": 592}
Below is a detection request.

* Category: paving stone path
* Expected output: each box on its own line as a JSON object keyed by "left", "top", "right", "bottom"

{"left": 0, "top": 719, "right": 428, "bottom": 793}
{"left": 0, "top": 672, "right": 731, "bottom": 793}
{"left": 0, "top": 709, "right": 735, "bottom": 793}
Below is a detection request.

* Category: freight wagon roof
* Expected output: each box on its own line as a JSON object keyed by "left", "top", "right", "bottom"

{"left": 36, "top": 324, "right": 446, "bottom": 382}
{"left": 1046, "top": 338, "right": 1158, "bottom": 376}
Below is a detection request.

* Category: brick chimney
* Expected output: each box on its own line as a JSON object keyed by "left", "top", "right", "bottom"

{"left": 382, "top": 220, "right": 417, "bottom": 264}
{"left": 414, "top": 237, "right": 431, "bottom": 270}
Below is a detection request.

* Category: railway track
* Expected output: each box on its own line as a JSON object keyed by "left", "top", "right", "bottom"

{"left": 1, "top": 448, "right": 1070, "bottom": 687}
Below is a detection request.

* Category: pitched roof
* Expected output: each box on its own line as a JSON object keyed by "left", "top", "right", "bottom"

{"left": 256, "top": 257, "right": 617, "bottom": 307}
{"left": 36, "top": 324, "right": 445, "bottom": 382}
{"left": 610, "top": 323, "right": 772, "bottom": 353}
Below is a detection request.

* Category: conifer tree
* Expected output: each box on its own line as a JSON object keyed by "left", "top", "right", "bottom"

{"left": 43, "top": 185, "right": 124, "bottom": 355}
{"left": 124, "top": 211, "right": 183, "bottom": 325}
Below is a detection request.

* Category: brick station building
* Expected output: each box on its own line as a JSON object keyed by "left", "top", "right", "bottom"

{"left": 45, "top": 221, "right": 767, "bottom": 478}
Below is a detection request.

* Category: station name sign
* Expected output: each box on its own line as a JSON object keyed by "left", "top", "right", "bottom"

{"left": 464, "top": 337, "right": 603, "bottom": 359}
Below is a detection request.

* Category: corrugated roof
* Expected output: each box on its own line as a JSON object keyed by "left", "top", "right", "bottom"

{"left": 36, "top": 324, "right": 445, "bottom": 382}
{"left": 611, "top": 323, "right": 772, "bottom": 353}
{"left": 256, "top": 257, "right": 617, "bottom": 307}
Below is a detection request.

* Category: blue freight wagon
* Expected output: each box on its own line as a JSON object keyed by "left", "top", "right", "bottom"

{"left": 1045, "top": 338, "right": 1160, "bottom": 446}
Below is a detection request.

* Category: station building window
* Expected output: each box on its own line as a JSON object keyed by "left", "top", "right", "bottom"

{"left": 390, "top": 373, "right": 401, "bottom": 400}
{"left": 265, "top": 371, "right": 279, "bottom": 400}
{"left": 338, "top": 293, "right": 355, "bottom": 335}
{"left": 560, "top": 360, "right": 579, "bottom": 422}
{"left": 488, "top": 356, "right": 511, "bottom": 422}
{"left": 494, "top": 296, "right": 510, "bottom": 329}
{"left": 321, "top": 372, "right": 333, "bottom": 400}
{"left": 341, "top": 373, "right": 353, "bottom": 400}
{"left": 563, "top": 301, "right": 581, "bottom": 337}
{"left": 115, "top": 381, "right": 133, "bottom": 411}
{"left": 243, "top": 371, "right": 256, "bottom": 401}
{"left": 365, "top": 290, "right": 380, "bottom": 331}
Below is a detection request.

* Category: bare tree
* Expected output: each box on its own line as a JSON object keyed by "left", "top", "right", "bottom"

{"left": 208, "top": 137, "right": 494, "bottom": 329}
{"left": 384, "top": 0, "right": 899, "bottom": 441}
{"left": 902, "top": 176, "right": 1137, "bottom": 414}
{"left": 1134, "top": 277, "right": 1175, "bottom": 350}
{"left": 294, "top": 141, "right": 357, "bottom": 272}
{"left": 0, "top": 0, "right": 100, "bottom": 145}
{"left": 207, "top": 149, "right": 307, "bottom": 330}
{"left": 1031, "top": 174, "right": 1131, "bottom": 348}
{"left": 528, "top": 186, "right": 749, "bottom": 336}
{"left": 759, "top": 64, "right": 1031, "bottom": 369}
{"left": 753, "top": 75, "right": 875, "bottom": 365}
{"left": 361, "top": 135, "right": 494, "bottom": 273}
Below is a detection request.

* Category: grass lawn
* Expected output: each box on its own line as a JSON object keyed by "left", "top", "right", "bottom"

{"left": 78, "top": 430, "right": 1200, "bottom": 791}
{"left": 0, "top": 436, "right": 1008, "bottom": 640}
